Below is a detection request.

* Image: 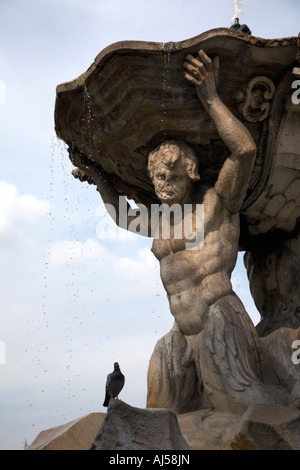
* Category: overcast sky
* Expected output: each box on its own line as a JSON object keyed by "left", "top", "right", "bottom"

{"left": 0, "top": 0, "right": 299, "bottom": 450}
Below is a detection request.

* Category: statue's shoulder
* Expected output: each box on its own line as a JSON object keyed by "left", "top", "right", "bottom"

{"left": 197, "top": 184, "right": 217, "bottom": 204}
{"left": 197, "top": 186, "right": 223, "bottom": 217}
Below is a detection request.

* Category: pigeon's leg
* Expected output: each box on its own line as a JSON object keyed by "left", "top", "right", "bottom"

{"left": 147, "top": 321, "right": 206, "bottom": 413}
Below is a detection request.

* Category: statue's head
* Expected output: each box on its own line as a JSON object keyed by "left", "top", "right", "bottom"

{"left": 147, "top": 140, "right": 200, "bottom": 204}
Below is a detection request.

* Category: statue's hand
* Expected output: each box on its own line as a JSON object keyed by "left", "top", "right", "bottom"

{"left": 72, "top": 168, "right": 94, "bottom": 184}
{"left": 184, "top": 50, "right": 218, "bottom": 104}
{"left": 69, "top": 150, "right": 109, "bottom": 187}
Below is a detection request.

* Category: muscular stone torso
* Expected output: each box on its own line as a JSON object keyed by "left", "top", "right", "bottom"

{"left": 151, "top": 187, "right": 240, "bottom": 335}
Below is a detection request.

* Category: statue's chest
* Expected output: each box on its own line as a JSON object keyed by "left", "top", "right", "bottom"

{"left": 151, "top": 206, "right": 204, "bottom": 259}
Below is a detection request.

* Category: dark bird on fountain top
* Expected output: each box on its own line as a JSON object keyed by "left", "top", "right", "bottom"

{"left": 103, "top": 362, "right": 125, "bottom": 407}
{"left": 230, "top": 17, "right": 252, "bottom": 35}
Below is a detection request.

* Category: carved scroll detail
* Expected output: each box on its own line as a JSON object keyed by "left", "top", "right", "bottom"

{"left": 238, "top": 76, "right": 276, "bottom": 122}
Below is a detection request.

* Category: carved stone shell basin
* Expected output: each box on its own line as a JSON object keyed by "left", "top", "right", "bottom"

{"left": 54, "top": 28, "right": 300, "bottom": 244}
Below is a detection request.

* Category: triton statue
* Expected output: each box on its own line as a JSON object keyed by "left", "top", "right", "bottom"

{"left": 55, "top": 29, "right": 300, "bottom": 416}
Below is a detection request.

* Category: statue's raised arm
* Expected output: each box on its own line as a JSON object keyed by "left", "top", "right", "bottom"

{"left": 184, "top": 50, "right": 257, "bottom": 213}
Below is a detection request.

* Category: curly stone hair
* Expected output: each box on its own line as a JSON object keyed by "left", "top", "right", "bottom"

{"left": 147, "top": 140, "right": 200, "bottom": 182}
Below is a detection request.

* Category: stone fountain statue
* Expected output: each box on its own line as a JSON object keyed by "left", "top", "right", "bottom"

{"left": 55, "top": 28, "right": 300, "bottom": 442}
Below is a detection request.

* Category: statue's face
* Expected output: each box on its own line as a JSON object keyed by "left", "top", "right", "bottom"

{"left": 152, "top": 162, "right": 191, "bottom": 205}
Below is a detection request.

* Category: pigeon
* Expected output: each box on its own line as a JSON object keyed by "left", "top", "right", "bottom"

{"left": 103, "top": 362, "right": 125, "bottom": 407}
{"left": 230, "top": 18, "right": 252, "bottom": 35}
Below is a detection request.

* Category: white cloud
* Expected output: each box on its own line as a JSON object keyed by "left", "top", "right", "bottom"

{"left": 47, "top": 236, "right": 162, "bottom": 304}
{"left": 113, "top": 248, "right": 159, "bottom": 287}
{"left": 0, "top": 181, "right": 50, "bottom": 237}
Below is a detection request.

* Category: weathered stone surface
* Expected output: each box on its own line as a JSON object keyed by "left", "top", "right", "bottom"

{"left": 147, "top": 321, "right": 300, "bottom": 416}
{"left": 229, "top": 404, "right": 300, "bottom": 450}
{"left": 28, "top": 413, "right": 105, "bottom": 450}
{"left": 90, "top": 400, "right": 189, "bottom": 450}
{"left": 242, "top": 93, "right": 300, "bottom": 236}
{"left": 259, "top": 327, "right": 300, "bottom": 393}
{"left": 244, "top": 227, "right": 300, "bottom": 336}
{"left": 29, "top": 403, "right": 300, "bottom": 450}
{"left": 146, "top": 322, "right": 204, "bottom": 414}
{"left": 178, "top": 408, "right": 242, "bottom": 450}
{"left": 179, "top": 404, "right": 300, "bottom": 450}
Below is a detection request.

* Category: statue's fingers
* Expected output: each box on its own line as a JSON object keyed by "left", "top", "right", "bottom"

{"left": 185, "top": 54, "right": 203, "bottom": 68}
{"left": 184, "top": 62, "right": 207, "bottom": 81}
{"left": 183, "top": 61, "right": 198, "bottom": 73}
{"left": 198, "top": 50, "right": 213, "bottom": 70}
{"left": 184, "top": 72, "right": 202, "bottom": 87}
{"left": 185, "top": 56, "right": 208, "bottom": 76}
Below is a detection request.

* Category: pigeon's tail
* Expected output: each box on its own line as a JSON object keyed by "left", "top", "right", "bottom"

{"left": 103, "top": 391, "right": 110, "bottom": 407}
